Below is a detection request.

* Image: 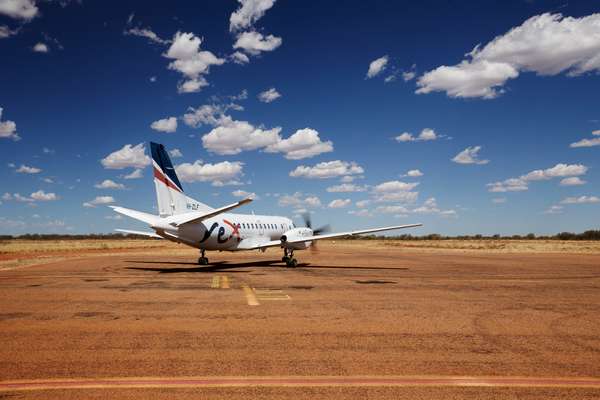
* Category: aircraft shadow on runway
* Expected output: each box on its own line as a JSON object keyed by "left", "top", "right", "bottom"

{"left": 125, "top": 260, "right": 408, "bottom": 273}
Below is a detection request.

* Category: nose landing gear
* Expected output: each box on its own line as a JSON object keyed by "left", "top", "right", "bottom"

{"left": 198, "top": 249, "right": 209, "bottom": 265}
{"left": 282, "top": 249, "right": 297, "bottom": 268}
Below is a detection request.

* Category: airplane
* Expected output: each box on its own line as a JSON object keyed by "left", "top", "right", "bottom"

{"left": 111, "top": 142, "right": 423, "bottom": 267}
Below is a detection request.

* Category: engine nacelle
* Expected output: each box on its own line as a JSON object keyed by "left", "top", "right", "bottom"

{"left": 280, "top": 227, "right": 313, "bottom": 250}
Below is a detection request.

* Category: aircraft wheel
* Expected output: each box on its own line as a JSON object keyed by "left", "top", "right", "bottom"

{"left": 282, "top": 256, "right": 289, "bottom": 263}
{"left": 286, "top": 258, "right": 297, "bottom": 268}
{"left": 198, "top": 257, "right": 209, "bottom": 265}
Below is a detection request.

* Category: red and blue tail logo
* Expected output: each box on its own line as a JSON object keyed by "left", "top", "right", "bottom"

{"left": 150, "top": 142, "right": 183, "bottom": 193}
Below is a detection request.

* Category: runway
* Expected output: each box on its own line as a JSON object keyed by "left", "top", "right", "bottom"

{"left": 1, "top": 242, "right": 599, "bottom": 399}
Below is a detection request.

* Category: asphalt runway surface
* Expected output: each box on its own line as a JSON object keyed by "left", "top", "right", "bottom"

{"left": 1, "top": 244, "right": 600, "bottom": 399}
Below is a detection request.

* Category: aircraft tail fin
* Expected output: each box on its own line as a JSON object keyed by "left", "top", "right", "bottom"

{"left": 150, "top": 142, "right": 212, "bottom": 217}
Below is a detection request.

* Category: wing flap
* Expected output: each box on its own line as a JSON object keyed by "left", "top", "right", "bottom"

{"left": 115, "top": 229, "right": 163, "bottom": 239}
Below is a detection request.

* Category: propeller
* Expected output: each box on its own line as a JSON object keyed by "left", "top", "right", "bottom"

{"left": 302, "top": 213, "right": 331, "bottom": 253}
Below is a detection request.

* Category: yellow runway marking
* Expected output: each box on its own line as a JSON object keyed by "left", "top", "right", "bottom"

{"left": 254, "top": 288, "right": 290, "bottom": 301}
{"left": 221, "top": 276, "right": 230, "bottom": 289}
{"left": 210, "top": 276, "right": 220, "bottom": 288}
{"left": 2, "top": 375, "right": 600, "bottom": 391}
{"left": 241, "top": 285, "right": 260, "bottom": 306}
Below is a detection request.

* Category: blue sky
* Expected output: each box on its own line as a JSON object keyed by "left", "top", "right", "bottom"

{"left": 1, "top": 0, "right": 599, "bottom": 235}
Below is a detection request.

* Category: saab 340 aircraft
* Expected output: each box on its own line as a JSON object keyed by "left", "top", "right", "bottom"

{"left": 111, "top": 142, "right": 422, "bottom": 267}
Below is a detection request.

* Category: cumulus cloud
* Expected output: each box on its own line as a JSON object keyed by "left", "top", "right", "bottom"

{"left": 452, "top": 146, "right": 489, "bottom": 165}
{"left": 30, "top": 190, "right": 58, "bottom": 201}
{"left": 560, "top": 196, "right": 600, "bottom": 204}
{"left": 202, "top": 120, "right": 281, "bottom": 155}
{"left": 560, "top": 177, "right": 585, "bottom": 186}
{"left": 412, "top": 197, "right": 456, "bottom": 217}
{"left": 83, "top": 196, "right": 115, "bottom": 208}
{"left": 355, "top": 200, "right": 370, "bottom": 208}
{"left": 32, "top": 42, "right": 48, "bottom": 53}
{"left": 230, "top": 51, "right": 250, "bottom": 64}
{"left": 232, "top": 189, "right": 258, "bottom": 200}
{"left": 487, "top": 163, "right": 588, "bottom": 192}
{"left": 124, "top": 27, "right": 169, "bottom": 45}
{"left": 544, "top": 205, "right": 563, "bottom": 214}
{"left": 258, "top": 87, "right": 281, "bottom": 103}
{"left": 150, "top": 116, "right": 177, "bottom": 133}
{"left": 0, "top": 0, "right": 38, "bottom": 20}
{"left": 94, "top": 179, "right": 125, "bottom": 190}
{"left": 101, "top": 143, "right": 151, "bottom": 170}
{"left": 417, "top": 13, "right": 600, "bottom": 99}
{"left": 233, "top": 30, "right": 282, "bottom": 56}
{"left": 183, "top": 103, "right": 235, "bottom": 128}
{"left": 570, "top": 129, "right": 600, "bottom": 148}
{"left": 395, "top": 128, "right": 441, "bottom": 142}
{"left": 0, "top": 25, "right": 20, "bottom": 39}
{"left": 328, "top": 199, "right": 351, "bottom": 209}
{"left": 264, "top": 128, "right": 333, "bottom": 160}
{"left": 366, "top": 55, "right": 388, "bottom": 78}
{"left": 16, "top": 164, "right": 41, "bottom": 174}
{"left": 348, "top": 209, "right": 373, "bottom": 217}
{"left": 326, "top": 183, "right": 368, "bottom": 193}
{"left": 375, "top": 205, "right": 409, "bottom": 214}
{"left": 0, "top": 107, "right": 21, "bottom": 140}
{"left": 403, "top": 169, "right": 423, "bottom": 177}
{"left": 164, "top": 32, "right": 225, "bottom": 93}
{"left": 123, "top": 169, "right": 143, "bottom": 179}
{"left": 402, "top": 70, "right": 416, "bottom": 81}
{"left": 175, "top": 160, "right": 244, "bottom": 186}
{"left": 229, "top": 0, "right": 276, "bottom": 32}
{"left": 278, "top": 192, "right": 322, "bottom": 209}
{"left": 372, "top": 180, "right": 419, "bottom": 203}
{"left": 290, "top": 160, "right": 364, "bottom": 179}
{"left": 169, "top": 148, "right": 183, "bottom": 158}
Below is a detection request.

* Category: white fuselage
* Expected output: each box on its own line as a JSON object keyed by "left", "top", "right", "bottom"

{"left": 154, "top": 212, "right": 300, "bottom": 251}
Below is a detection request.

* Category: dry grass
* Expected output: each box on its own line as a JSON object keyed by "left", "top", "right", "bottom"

{"left": 332, "top": 239, "right": 600, "bottom": 254}
{"left": 0, "top": 239, "right": 176, "bottom": 254}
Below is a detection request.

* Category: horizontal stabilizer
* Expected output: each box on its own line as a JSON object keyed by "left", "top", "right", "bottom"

{"left": 164, "top": 197, "right": 253, "bottom": 227}
{"left": 110, "top": 206, "right": 160, "bottom": 225}
{"left": 115, "top": 229, "right": 163, "bottom": 239}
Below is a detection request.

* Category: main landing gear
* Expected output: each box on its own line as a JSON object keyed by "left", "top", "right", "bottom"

{"left": 282, "top": 249, "right": 297, "bottom": 268}
{"left": 198, "top": 249, "right": 209, "bottom": 265}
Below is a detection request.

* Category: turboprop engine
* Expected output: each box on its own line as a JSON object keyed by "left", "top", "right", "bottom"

{"left": 280, "top": 227, "right": 313, "bottom": 250}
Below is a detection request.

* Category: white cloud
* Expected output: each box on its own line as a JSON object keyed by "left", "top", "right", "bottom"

{"left": 560, "top": 177, "right": 586, "bottom": 186}
{"left": 372, "top": 180, "right": 419, "bottom": 204}
{"left": 229, "top": 0, "right": 276, "bottom": 32}
{"left": 452, "top": 146, "right": 490, "bottom": 165}
{"left": 164, "top": 32, "right": 225, "bottom": 93}
{"left": 560, "top": 196, "right": 600, "bottom": 204}
{"left": 183, "top": 103, "right": 239, "bottom": 128}
{"left": 169, "top": 148, "right": 183, "bottom": 158}
{"left": 356, "top": 200, "right": 370, "bottom": 208}
{"left": 30, "top": 190, "right": 58, "bottom": 201}
{"left": 264, "top": 128, "right": 333, "bottom": 160}
{"left": 402, "top": 70, "right": 416, "bottom": 81}
{"left": 202, "top": 120, "right": 281, "bottom": 155}
{"left": 32, "top": 42, "right": 48, "bottom": 53}
{"left": 230, "top": 51, "right": 250, "bottom": 64}
{"left": 348, "top": 209, "right": 373, "bottom": 217}
{"left": 417, "top": 13, "right": 600, "bottom": 99}
{"left": 124, "top": 27, "right": 169, "bottom": 45}
{"left": 123, "top": 168, "right": 143, "bottom": 179}
{"left": 0, "top": 0, "right": 38, "bottom": 20}
{"left": 375, "top": 205, "right": 409, "bottom": 214}
{"left": 328, "top": 199, "right": 351, "bottom": 209}
{"left": 373, "top": 180, "right": 419, "bottom": 193}
{"left": 492, "top": 197, "right": 507, "bottom": 204}
{"left": 94, "top": 179, "right": 125, "bottom": 190}
{"left": 412, "top": 197, "right": 456, "bottom": 217}
{"left": 16, "top": 164, "right": 41, "bottom": 174}
{"left": 233, "top": 30, "right": 282, "bottom": 55}
{"left": 150, "top": 116, "right": 177, "bottom": 133}
{"left": 175, "top": 160, "right": 244, "bottom": 186}
{"left": 0, "top": 107, "right": 20, "bottom": 140}
{"left": 101, "top": 143, "right": 151, "bottom": 170}
{"left": 83, "top": 196, "right": 115, "bottom": 208}
{"left": 278, "top": 192, "right": 321, "bottom": 209}
{"left": 403, "top": 169, "right": 423, "bottom": 177}
{"left": 149, "top": 76, "right": 157, "bottom": 82}
{"left": 326, "top": 183, "right": 367, "bottom": 193}
{"left": 42, "top": 177, "right": 53, "bottom": 183}
{"left": 570, "top": 130, "right": 600, "bottom": 148}
{"left": 366, "top": 55, "right": 388, "bottom": 78}
{"left": 544, "top": 205, "right": 563, "bottom": 214}
{"left": 487, "top": 163, "right": 588, "bottom": 192}
{"left": 232, "top": 189, "right": 258, "bottom": 199}
{"left": 258, "top": 87, "right": 281, "bottom": 103}
{"left": 290, "top": 160, "right": 364, "bottom": 179}
{"left": 395, "top": 128, "right": 441, "bottom": 142}
{"left": 0, "top": 25, "right": 20, "bottom": 38}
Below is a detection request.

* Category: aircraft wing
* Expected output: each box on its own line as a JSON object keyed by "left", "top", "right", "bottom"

{"left": 245, "top": 223, "right": 423, "bottom": 250}
{"left": 164, "top": 198, "right": 253, "bottom": 227}
{"left": 115, "top": 229, "right": 163, "bottom": 239}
